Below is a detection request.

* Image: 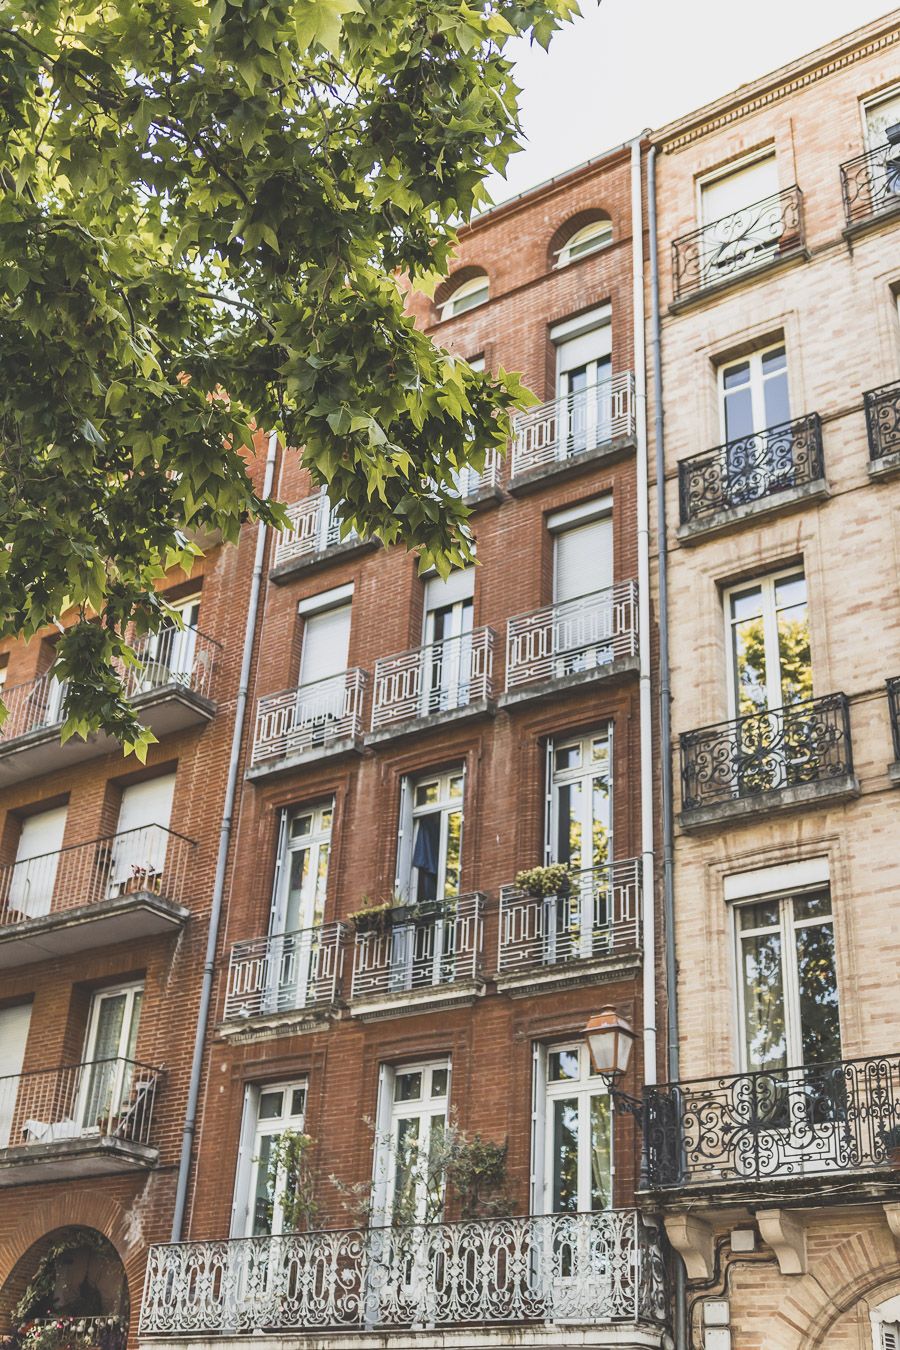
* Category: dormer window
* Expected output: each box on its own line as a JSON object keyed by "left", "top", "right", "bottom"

{"left": 555, "top": 219, "right": 613, "bottom": 267}
{"left": 440, "top": 274, "right": 489, "bottom": 320}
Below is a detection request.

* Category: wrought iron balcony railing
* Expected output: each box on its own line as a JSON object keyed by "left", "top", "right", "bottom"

{"left": 0, "top": 1057, "right": 161, "bottom": 1151}
{"left": 865, "top": 380, "right": 900, "bottom": 464}
{"left": 371, "top": 628, "right": 495, "bottom": 730}
{"left": 350, "top": 894, "right": 482, "bottom": 1002}
{"left": 139, "top": 1210, "right": 666, "bottom": 1335}
{"left": 273, "top": 494, "right": 358, "bottom": 568}
{"left": 679, "top": 413, "right": 824, "bottom": 526}
{"left": 0, "top": 825, "right": 195, "bottom": 929}
{"left": 224, "top": 923, "right": 345, "bottom": 1022}
{"left": 680, "top": 693, "right": 853, "bottom": 814}
{"left": 840, "top": 141, "right": 900, "bottom": 228}
{"left": 510, "top": 373, "right": 635, "bottom": 478}
{"left": 498, "top": 858, "right": 642, "bottom": 976}
{"left": 505, "top": 582, "right": 638, "bottom": 692}
{"left": 888, "top": 677, "right": 900, "bottom": 763}
{"left": 672, "top": 186, "right": 804, "bottom": 302}
{"left": 644, "top": 1054, "right": 900, "bottom": 1189}
{"left": 252, "top": 669, "right": 368, "bottom": 765}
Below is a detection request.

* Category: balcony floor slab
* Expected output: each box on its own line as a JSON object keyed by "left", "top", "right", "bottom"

{"left": 0, "top": 892, "right": 189, "bottom": 969}
{"left": 668, "top": 245, "right": 809, "bottom": 314}
{"left": 217, "top": 1006, "right": 339, "bottom": 1043}
{"left": 676, "top": 477, "right": 828, "bottom": 545}
{"left": 365, "top": 700, "right": 495, "bottom": 748}
{"left": 889, "top": 761, "right": 900, "bottom": 786}
{"left": 678, "top": 773, "right": 860, "bottom": 831}
{"left": 497, "top": 951, "right": 642, "bottom": 998}
{"left": 247, "top": 736, "right": 364, "bottom": 782}
{"left": 642, "top": 1165, "right": 900, "bottom": 1211}
{"left": 349, "top": 978, "right": 485, "bottom": 1021}
{"left": 270, "top": 537, "right": 379, "bottom": 585}
{"left": 139, "top": 1327, "right": 666, "bottom": 1350}
{"left": 500, "top": 656, "right": 639, "bottom": 712}
{"left": 869, "top": 451, "right": 900, "bottom": 482}
{"left": 0, "top": 1135, "right": 158, "bottom": 1186}
{"left": 508, "top": 435, "right": 636, "bottom": 497}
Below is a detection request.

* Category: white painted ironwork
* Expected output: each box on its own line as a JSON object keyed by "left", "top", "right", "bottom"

{"left": 252, "top": 669, "right": 368, "bottom": 765}
{"left": 498, "top": 858, "right": 642, "bottom": 974}
{"left": 0, "top": 825, "right": 195, "bottom": 927}
{"left": 505, "top": 582, "right": 638, "bottom": 691}
{"left": 510, "top": 373, "right": 635, "bottom": 478}
{"left": 372, "top": 628, "right": 495, "bottom": 730}
{"left": 224, "top": 923, "right": 345, "bottom": 1021}
{"left": 139, "top": 1209, "right": 666, "bottom": 1334}
{"left": 452, "top": 449, "right": 499, "bottom": 499}
{"left": 351, "top": 894, "right": 482, "bottom": 1001}
{"left": 274, "top": 495, "right": 357, "bottom": 568}
{"left": 0, "top": 1057, "right": 160, "bottom": 1150}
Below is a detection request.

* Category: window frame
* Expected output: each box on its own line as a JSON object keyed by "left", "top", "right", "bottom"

{"left": 722, "top": 566, "right": 810, "bottom": 720}
{"left": 696, "top": 148, "right": 778, "bottom": 227}
{"left": 395, "top": 767, "right": 465, "bottom": 905}
{"left": 231, "top": 1079, "right": 308, "bottom": 1238}
{"left": 539, "top": 1040, "right": 613, "bottom": 1215}
{"left": 717, "top": 341, "right": 790, "bottom": 443}
{"left": 372, "top": 1059, "right": 451, "bottom": 1226}
{"left": 268, "top": 800, "right": 334, "bottom": 938}
{"left": 861, "top": 84, "right": 900, "bottom": 150}
{"left": 554, "top": 219, "right": 613, "bottom": 268}
{"left": 440, "top": 275, "right": 489, "bottom": 321}
{"left": 546, "top": 727, "right": 613, "bottom": 874}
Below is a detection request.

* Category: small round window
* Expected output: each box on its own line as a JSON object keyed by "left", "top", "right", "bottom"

{"left": 440, "top": 274, "right": 489, "bottom": 320}
{"left": 556, "top": 219, "right": 613, "bottom": 267}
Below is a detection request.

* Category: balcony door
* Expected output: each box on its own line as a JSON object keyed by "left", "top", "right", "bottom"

{"left": 5, "top": 804, "right": 68, "bottom": 920}
{"left": 393, "top": 772, "right": 463, "bottom": 989}
{"left": 233, "top": 1081, "right": 308, "bottom": 1237}
{"left": 143, "top": 595, "right": 200, "bottom": 688}
{"left": 78, "top": 983, "right": 144, "bottom": 1133}
{"left": 545, "top": 732, "right": 612, "bottom": 961}
{"left": 296, "top": 599, "right": 351, "bottom": 740}
{"left": 266, "top": 804, "right": 332, "bottom": 1012}
{"left": 553, "top": 310, "right": 612, "bottom": 457}
{"left": 0, "top": 1003, "right": 32, "bottom": 1147}
{"left": 864, "top": 87, "right": 900, "bottom": 149}
{"left": 421, "top": 570, "right": 474, "bottom": 715}
{"left": 719, "top": 346, "right": 792, "bottom": 498}
{"left": 699, "top": 153, "right": 779, "bottom": 280}
{"left": 551, "top": 507, "right": 613, "bottom": 673}
{"left": 109, "top": 773, "right": 175, "bottom": 897}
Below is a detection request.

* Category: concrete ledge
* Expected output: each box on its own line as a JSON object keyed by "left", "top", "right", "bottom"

{"left": 139, "top": 1323, "right": 668, "bottom": 1349}
{"left": 499, "top": 657, "right": 639, "bottom": 712}
{"left": 677, "top": 477, "right": 828, "bottom": 545}
{"left": 217, "top": 1007, "right": 340, "bottom": 1043}
{"left": 869, "top": 451, "right": 900, "bottom": 482}
{"left": 842, "top": 202, "right": 900, "bottom": 246}
{"left": 364, "top": 700, "right": 495, "bottom": 748}
{"left": 0, "top": 1135, "right": 158, "bottom": 1186}
{"left": 270, "top": 537, "right": 379, "bottom": 585}
{"left": 668, "top": 246, "right": 809, "bottom": 315}
{"left": 464, "top": 483, "right": 504, "bottom": 512}
{"left": 349, "top": 979, "right": 485, "bottom": 1021}
{"left": 679, "top": 773, "right": 859, "bottom": 831}
{"left": 0, "top": 892, "right": 189, "bottom": 970}
{"left": 246, "top": 736, "right": 364, "bottom": 782}
{"left": 507, "top": 435, "right": 636, "bottom": 497}
{"left": 497, "top": 952, "right": 641, "bottom": 998}
{"left": 643, "top": 1164, "right": 900, "bottom": 1210}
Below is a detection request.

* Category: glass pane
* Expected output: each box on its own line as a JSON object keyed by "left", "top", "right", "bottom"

{"left": 590, "top": 775, "right": 610, "bottom": 868}
{"left": 448, "top": 775, "right": 464, "bottom": 800}
{"left": 290, "top": 1088, "right": 306, "bottom": 1116}
{"left": 284, "top": 848, "right": 311, "bottom": 932}
{"left": 395, "top": 1071, "right": 422, "bottom": 1102}
{"left": 431, "top": 1067, "right": 448, "bottom": 1098}
{"left": 589, "top": 1096, "right": 612, "bottom": 1211}
{"left": 393, "top": 1116, "right": 420, "bottom": 1220}
{"left": 724, "top": 383, "right": 754, "bottom": 441}
{"left": 125, "top": 991, "right": 142, "bottom": 1062}
{"left": 762, "top": 360, "right": 790, "bottom": 428}
{"left": 775, "top": 577, "right": 811, "bottom": 707}
{"left": 252, "top": 1134, "right": 274, "bottom": 1236}
{"left": 320, "top": 806, "right": 333, "bottom": 832}
{"left": 91, "top": 994, "right": 126, "bottom": 1060}
{"left": 739, "top": 900, "right": 780, "bottom": 931}
{"left": 426, "top": 1114, "right": 446, "bottom": 1217}
{"left": 740, "top": 927, "right": 787, "bottom": 1073}
{"left": 732, "top": 610, "right": 768, "bottom": 715}
{"left": 591, "top": 737, "right": 608, "bottom": 763}
{"left": 796, "top": 920, "right": 841, "bottom": 1065}
{"left": 731, "top": 587, "right": 763, "bottom": 623}
{"left": 761, "top": 347, "right": 786, "bottom": 376}
{"left": 555, "top": 745, "right": 581, "bottom": 773}
{"left": 549, "top": 1049, "right": 580, "bottom": 1082}
{"left": 723, "top": 361, "right": 751, "bottom": 391}
{"left": 566, "top": 367, "right": 588, "bottom": 396}
{"left": 415, "top": 782, "right": 439, "bottom": 808}
{"left": 794, "top": 891, "right": 832, "bottom": 920}
{"left": 290, "top": 814, "right": 312, "bottom": 840}
{"left": 413, "top": 814, "right": 441, "bottom": 904}
{"left": 552, "top": 1099, "right": 579, "bottom": 1212}
{"left": 556, "top": 781, "right": 583, "bottom": 869}
{"left": 258, "top": 1090, "right": 283, "bottom": 1120}
{"left": 444, "top": 809, "right": 462, "bottom": 896}
{"left": 313, "top": 843, "right": 330, "bottom": 919}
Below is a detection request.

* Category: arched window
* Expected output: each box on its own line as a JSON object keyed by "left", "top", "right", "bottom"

{"left": 555, "top": 218, "right": 613, "bottom": 267}
{"left": 439, "top": 273, "right": 489, "bottom": 320}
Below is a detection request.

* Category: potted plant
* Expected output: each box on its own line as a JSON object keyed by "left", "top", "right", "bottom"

{"left": 346, "top": 896, "right": 393, "bottom": 936}
{"left": 881, "top": 1124, "right": 900, "bottom": 1167}
{"left": 514, "top": 863, "right": 572, "bottom": 900}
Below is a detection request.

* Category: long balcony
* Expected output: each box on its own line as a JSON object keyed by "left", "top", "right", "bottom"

{"left": 497, "top": 858, "right": 642, "bottom": 995}
{"left": 0, "top": 825, "right": 194, "bottom": 968}
{"left": 249, "top": 670, "right": 367, "bottom": 776}
{"left": 679, "top": 693, "right": 856, "bottom": 827}
{"left": 222, "top": 923, "right": 345, "bottom": 1032}
{"left": 509, "top": 373, "right": 635, "bottom": 488}
{"left": 865, "top": 379, "right": 900, "bottom": 477}
{"left": 139, "top": 1210, "right": 666, "bottom": 1337}
{"left": 0, "top": 628, "right": 219, "bottom": 786}
{"left": 840, "top": 140, "right": 900, "bottom": 231}
{"left": 644, "top": 1053, "right": 900, "bottom": 1197}
{"left": 0, "top": 1057, "right": 162, "bottom": 1185}
{"left": 368, "top": 629, "right": 496, "bottom": 740}
{"left": 271, "top": 496, "right": 369, "bottom": 580}
{"left": 671, "top": 186, "right": 805, "bottom": 304}
{"left": 349, "top": 894, "right": 484, "bottom": 1018}
{"left": 502, "top": 582, "right": 638, "bottom": 706}
{"left": 678, "top": 413, "right": 825, "bottom": 538}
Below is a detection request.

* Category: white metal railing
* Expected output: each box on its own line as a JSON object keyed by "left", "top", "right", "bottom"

{"left": 224, "top": 923, "right": 345, "bottom": 1021}
{"left": 139, "top": 1210, "right": 666, "bottom": 1334}
{"left": 252, "top": 670, "right": 368, "bottom": 765}
{"left": 0, "top": 1057, "right": 161, "bottom": 1151}
{"left": 452, "top": 449, "right": 499, "bottom": 499}
{"left": 351, "top": 894, "right": 482, "bottom": 1001}
{"left": 510, "top": 373, "right": 635, "bottom": 478}
{"left": 0, "top": 824, "right": 195, "bottom": 928}
{"left": 498, "top": 858, "right": 642, "bottom": 975}
{"left": 371, "top": 628, "right": 495, "bottom": 730}
{"left": 505, "top": 582, "right": 638, "bottom": 691}
{"left": 274, "top": 495, "right": 358, "bottom": 568}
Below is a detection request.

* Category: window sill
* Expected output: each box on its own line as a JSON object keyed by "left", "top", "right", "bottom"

{"left": 677, "top": 477, "right": 829, "bottom": 545}
{"left": 869, "top": 451, "right": 900, "bottom": 482}
{"left": 678, "top": 773, "right": 860, "bottom": 831}
{"left": 0, "top": 892, "right": 189, "bottom": 971}
{"left": 217, "top": 1005, "right": 339, "bottom": 1044}
{"left": 269, "top": 536, "right": 379, "bottom": 585}
{"left": 842, "top": 198, "right": 900, "bottom": 245}
{"left": 507, "top": 434, "right": 636, "bottom": 497}
{"left": 0, "top": 1135, "right": 159, "bottom": 1188}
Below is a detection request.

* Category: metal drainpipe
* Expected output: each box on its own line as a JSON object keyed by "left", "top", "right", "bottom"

{"left": 170, "top": 429, "right": 279, "bottom": 1242}
{"left": 631, "top": 135, "right": 656, "bottom": 1090}
{"left": 647, "top": 144, "right": 687, "bottom": 1350}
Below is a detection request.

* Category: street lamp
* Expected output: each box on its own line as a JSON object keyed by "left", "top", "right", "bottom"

{"left": 584, "top": 1006, "right": 643, "bottom": 1122}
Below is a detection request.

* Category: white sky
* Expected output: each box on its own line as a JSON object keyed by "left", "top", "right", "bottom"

{"left": 485, "top": 0, "right": 898, "bottom": 204}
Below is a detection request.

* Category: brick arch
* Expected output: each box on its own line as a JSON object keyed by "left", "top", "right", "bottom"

{"left": 432, "top": 265, "right": 488, "bottom": 315}
{"left": 799, "top": 1249, "right": 900, "bottom": 1347}
{"left": 547, "top": 208, "right": 613, "bottom": 268}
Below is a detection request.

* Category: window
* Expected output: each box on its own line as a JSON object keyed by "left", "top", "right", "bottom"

{"left": 421, "top": 569, "right": 475, "bottom": 714}
{"left": 551, "top": 307, "right": 612, "bottom": 456}
{"left": 79, "top": 983, "right": 144, "bottom": 1130}
{"left": 0, "top": 654, "right": 7, "bottom": 692}
{"left": 6, "top": 804, "right": 68, "bottom": 920}
{"left": 143, "top": 594, "right": 201, "bottom": 688}
{"left": 735, "top": 890, "right": 840, "bottom": 1075}
{"left": 720, "top": 345, "right": 790, "bottom": 443}
{"left": 698, "top": 153, "right": 779, "bottom": 281}
{"left": 440, "top": 275, "right": 489, "bottom": 320}
{"left": 548, "top": 730, "right": 612, "bottom": 872}
{"left": 263, "top": 803, "right": 333, "bottom": 1012}
{"left": 299, "top": 598, "right": 351, "bottom": 689}
{"left": 863, "top": 87, "right": 900, "bottom": 150}
{"left": 542, "top": 1043, "right": 611, "bottom": 1213}
{"left": 374, "top": 1062, "right": 450, "bottom": 1225}
{"left": 396, "top": 769, "right": 464, "bottom": 905}
{"left": 552, "top": 504, "right": 613, "bottom": 605}
{"left": 0, "top": 1004, "right": 32, "bottom": 1147}
{"left": 450, "top": 359, "right": 486, "bottom": 499}
{"left": 109, "top": 773, "right": 176, "bottom": 896}
{"left": 725, "top": 570, "right": 811, "bottom": 719}
{"left": 290, "top": 590, "right": 353, "bottom": 738}
{"left": 555, "top": 219, "right": 612, "bottom": 267}
{"left": 232, "top": 1081, "right": 308, "bottom": 1236}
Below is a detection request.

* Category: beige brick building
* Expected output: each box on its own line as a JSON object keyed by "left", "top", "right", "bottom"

{"left": 643, "top": 11, "right": 900, "bottom": 1349}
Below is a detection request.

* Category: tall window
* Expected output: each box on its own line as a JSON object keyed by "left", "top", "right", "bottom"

{"left": 294, "top": 594, "right": 352, "bottom": 736}
{"left": 233, "top": 1081, "right": 308, "bottom": 1236}
{"left": 548, "top": 730, "right": 612, "bottom": 872}
{"left": 551, "top": 308, "right": 612, "bottom": 456}
{"left": 109, "top": 772, "right": 176, "bottom": 896}
{"left": 375, "top": 1062, "right": 450, "bottom": 1225}
{"left": 144, "top": 594, "right": 201, "bottom": 688}
{"left": 735, "top": 890, "right": 840, "bottom": 1074}
{"left": 698, "top": 152, "right": 779, "bottom": 280}
{"left": 266, "top": 804, "right": 332, "bottom": 1012}
{"left": 80, "top": 983, "right": 144, "bottom": 1129}
{"left": 397, "top": 769, "right": 464, "bottom": 905}
{"left": 6, "top": 804, "right": 68, "bottom": 920}
{"left": 421, "top": 570, "right": 474, "bottom": 714}
{"left": 725, "top": 570, "right": 811, "bottom": 719}
{"left": 440, "top": 275, "right": 488, "bottom": 320}
{"left": 720, "top": 345, "right": 790, "bottom": 442}
{"left": 543, "top": 1044, "right": 611, "bottom": 1213}
{"left": 863, "top": 87, "right": 900, "bottom": 149}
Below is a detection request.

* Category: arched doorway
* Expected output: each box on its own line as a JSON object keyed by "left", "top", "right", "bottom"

{"left": 0, "top": 1227, "right": 128, "bottom": 1350}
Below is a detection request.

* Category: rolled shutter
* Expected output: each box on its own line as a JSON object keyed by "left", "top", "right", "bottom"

{"left": 553, "top": 516, "right": 613, "bottom": 603}
{"left": 299, "top": 604, "right": 351, "bottom": 686}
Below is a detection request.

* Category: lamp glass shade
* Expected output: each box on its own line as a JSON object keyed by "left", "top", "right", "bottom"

{"left": 585, "top": 1006, "right": 636, "bottom": 1078}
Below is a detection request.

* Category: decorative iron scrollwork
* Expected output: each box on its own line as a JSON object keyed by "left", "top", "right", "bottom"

{"left": 672, "top": 186, "right": 804, "bottom": 302}
{"left": 865, "top": 381, "right": 900, "bottom": 464}
{"left": 679, "top": 413, "right": 824, "bottom": 525}
{"left": 840, "top": 142, "right": 900, "bottom": 228}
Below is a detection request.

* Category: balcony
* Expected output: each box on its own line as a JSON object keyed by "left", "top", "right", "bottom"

{"left": 497, "top": 858, "right": 642, "bottom": 995}
{"left": 0, "top": 825, "right": 194, "bottom": 968}
{"left": 678, "top": 413, "right": 825, "bottom": 540}
{"left": 501, "top": 582, "right": 639, "bottom": 707}
{"left": 349, "top": 894, "right": 484, "bottom": 1019}
{"left": 865, "top": 380, "right": 900, "bottom": 479}
{"left": 888, "top": 677, "right": 900, "bottom": 784}
{"left": 221, "top": 923, "right": 345, "bottom": 1036}
{"left": 270, "top": 496, "right": 372, "bottom": 581}
{"left": 840, "top": 140, "right": 900, "bottom": 233}
{"left": 679, "top": 693, "right": 857, "bottom": 828}
{"left": 0, "top": 1057, "right": 161, "bottom": 1185}
{"left": 671, "top": 186, "right": 805, "bottom": 306}
{"left": 452, "top": 450, "right": 502, "bottom": 508}
{"left": 644, "top": 1053, "right": 900, "bottom": 1200}
{"left": 367, "top": 629, "right": 496, "bottom": 743}
{"left": 509, "top": 373, "right": 635, "bottom": 491}
{"left": 0, "top": 628, "right": 219, "bottom": 787}
{"left": 139, "top": 1210, "right": 666, "bottom": 1338}
{"left": 248, "top": 670, "right": 368, "bottom": 778}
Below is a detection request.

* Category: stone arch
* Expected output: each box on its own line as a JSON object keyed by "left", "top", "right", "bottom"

{"left": 800, "top": 1253, "right": 900, "bottom": 1347}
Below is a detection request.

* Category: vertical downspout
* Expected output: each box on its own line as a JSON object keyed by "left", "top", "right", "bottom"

{"left": 170, "top": 429, "right": 279, "bottom": 1241}
{"left": 648, "top": 145, "right": 687, "bottom": 1350}
{"left": 631, "top": 136, "right": 656, "bottom": 1089}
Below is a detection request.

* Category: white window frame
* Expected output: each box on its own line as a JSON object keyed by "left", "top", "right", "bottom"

{"left": 538, "top": 1041, "right": 612, "bottom": 1215}
{"left": 372, "top": 1060, "right": 451, "bottom": 1226}
{"left": 717, "top": 342, "right": 789, "bottom": 442}
{"left": 269, "top": 801, "right": 333, "bottom": 937}
{"left": 696, "top": 148, "right": 778, "bottom": 226}
{"left": 77, "top": 981, "right": 145, "bottom": 1132}
{"left": 554, "top": 219, "right": 613, "bottom": 268}
{"left": 230, "top": 1079, "right": 308, "bottom": 1238}
{"left": 395, "top": 767, "right": 465, "bottom": 905}
{"left": 440, "top": 275, "right": 489, "bottom": 321}
{"left": 546, "top": 727, "right": 613, "bottom": 871}
{"left": 723, "top": 566, "right": 809, "bottom": 719}
{"left": 861, "top": 84, "right": 900, "bottom": 148}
